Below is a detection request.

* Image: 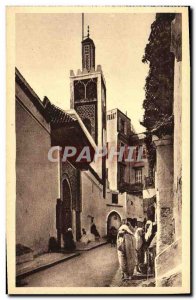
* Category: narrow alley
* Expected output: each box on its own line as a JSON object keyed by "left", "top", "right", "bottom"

{"left": 17, "top": 244, "right": 154, "bottom": 288}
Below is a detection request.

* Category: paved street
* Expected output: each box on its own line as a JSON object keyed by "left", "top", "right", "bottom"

{"left": 17, "top": 244, "right": 119, "bottom": 287}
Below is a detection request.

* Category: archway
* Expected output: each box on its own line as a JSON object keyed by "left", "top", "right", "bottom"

{"left": 107, "top": 211, "right": 121, "bottom": 236}
{"left": 86, "top": 79, "right": 97, "bottom": 100}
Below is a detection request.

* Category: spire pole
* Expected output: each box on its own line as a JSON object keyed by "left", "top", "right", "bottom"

{"left": 82, "top": 13, "right": 84, "bottom": 40}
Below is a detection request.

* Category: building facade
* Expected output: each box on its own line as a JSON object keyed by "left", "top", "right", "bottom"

{"left": 106, "top": 109, "right": 149, "bottom": 229}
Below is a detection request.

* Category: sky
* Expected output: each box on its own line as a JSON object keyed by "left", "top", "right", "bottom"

{"left": 16, "top": 13, "right": 155, "bottom": 133}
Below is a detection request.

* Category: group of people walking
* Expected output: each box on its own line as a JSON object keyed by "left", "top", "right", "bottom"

{"left": 109, "top": 217, "right": 156, "bottom": 281}
{"left": 59, "top": 214, "right": 156, "bottom": 281}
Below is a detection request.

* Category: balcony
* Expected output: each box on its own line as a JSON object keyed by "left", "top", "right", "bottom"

{"left": 118, "top": 181, "right": 143, "bottom": 193}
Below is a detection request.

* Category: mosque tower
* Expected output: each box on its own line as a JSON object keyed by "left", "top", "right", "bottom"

{"left": 70, "top": 23, "right": 107, "bottom": 194}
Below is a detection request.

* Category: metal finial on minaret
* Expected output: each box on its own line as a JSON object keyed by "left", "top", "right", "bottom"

{"left": 87, "top": 25, "right": 90, "bottom": 38}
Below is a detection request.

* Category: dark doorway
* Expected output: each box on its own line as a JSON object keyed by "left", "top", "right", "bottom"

{"left": 107, "top": 211, "right": 121, "bottom": 237}
{"left": 61, "top": 178, "right": 72, "bottom": 236}
{"left": 76, "top": 211, "right": 81, "bottom": 241}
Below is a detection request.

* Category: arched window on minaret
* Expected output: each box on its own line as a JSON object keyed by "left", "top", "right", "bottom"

{"left": 74, "top": 81, "right": 85, "bottom": 101}
{"left": 86, "top": 79, "right": 97, "bottom": 100}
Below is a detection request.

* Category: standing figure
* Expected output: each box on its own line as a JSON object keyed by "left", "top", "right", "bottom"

{"left": 64, "top": 228, "right": 76, "bottom": 252}
{"left": 109, "top": 226, "right": 118, "bottom": 247}
{"left": 148, "top": 233, "right": 156, "bottom": 276}
{"left": 117, "top": 219, "right": 137, "bottom": 280}
{"left": 91, "top": 222, "right": 100, "bottom": 241}
{"left": 135, "top": 227, "right": 144, "bottom": 273}
{"left": 80, "top": 228, "right": 89, "bottom": 245}
{"left": 143, "top": 219, "right": 157, "bottom": 275}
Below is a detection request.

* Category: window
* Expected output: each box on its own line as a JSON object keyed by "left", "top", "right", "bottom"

{"left": 85, "top": 54, "right": 90, "bottom": 70}
{"left": 120, "top": 142, "right": 125, "bottom": 162}
{"left": 118, "top": 163, "right": 125, "bottom": 184}
{"left": 84, "top": 45, "right": 89, "bottom": 54}
{"left": 74, "top": 79, "right": 97, "bottom": 101}
{"left": 86, "top": 80, "right": 97, "bottom": 100}
{"left": 135, "top": 168, "right": 142, "bottom": 184}
{"left": 120, "top": 119, "right": 125, "bottom": 132}
{"left": 112, "top": 193, "right": 118, "bottom": 204}
{"left": 74, "top": 81, "right": 85, "bottom": 101}
{"left": 134, "top": 145, "right": 144, "bottom": 162}
{"left": 119, "top": 118, "right": 126, "bottom": 134}
{"left": 107, "top": 113, "right": 116, "bottom": 121}
{"left": 143, "top": 146, "right": 147, "bottom": 159}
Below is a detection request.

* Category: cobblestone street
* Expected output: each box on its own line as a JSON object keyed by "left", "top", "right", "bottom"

{"left": 18, "top": 244, "right": 118, "bottom": 287}
{"left": 17, "top": 244, "right": 154, "bottom": 288}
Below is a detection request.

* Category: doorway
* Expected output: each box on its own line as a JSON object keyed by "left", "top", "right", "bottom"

{"left": 107, "top": 211, "right": 121, "bottom": 236}
{"left": 61, "top": 178, "right": 72, "bottom": 236}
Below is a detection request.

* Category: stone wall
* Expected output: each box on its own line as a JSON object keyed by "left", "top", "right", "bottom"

{"left": 154, "top": 135, "right": 182, "bottom": 287}
{"left": 173, "top": 59, "right": 182, "bottom": 240}
{"left": 154, "top": 136, "right": 174, "bottom": 254}
{"left": 16, "top": 89, "right": 58, "bottom": 255}
{"left": 126, "top": 193, "right": 144, "bottom": 222}
{"left": 80, "top": 170, "right": 107, "bottom": 237}
{"left": 155, "top": 239, "right": 182, "bottom": 287}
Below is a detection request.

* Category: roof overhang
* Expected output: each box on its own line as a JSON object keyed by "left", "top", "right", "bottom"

{"left": 51, "top": 110, "right": 96, "bottom": 170}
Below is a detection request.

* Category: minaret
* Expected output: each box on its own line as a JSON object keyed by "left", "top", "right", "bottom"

{"left": 81, "top": 26, "right": 95, "bottom": 72}
{"left": 70, "top": 25, "right": 107, "bottom": 191}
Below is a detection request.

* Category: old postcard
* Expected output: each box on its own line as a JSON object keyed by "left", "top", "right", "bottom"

{"left": 6, "top": 6, "right": 190, "bottom": 295}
